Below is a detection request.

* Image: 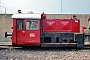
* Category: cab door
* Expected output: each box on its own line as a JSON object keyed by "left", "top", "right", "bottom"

{"left": 16, "top": 20, "right": 25, "bottom": 44}
{"left": 25, "top": 20, "right": 40, "bottom": 45}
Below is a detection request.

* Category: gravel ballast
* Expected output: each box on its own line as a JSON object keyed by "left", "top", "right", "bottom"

{"left": 0, "top": 47, "right": 90, "bottom": 60}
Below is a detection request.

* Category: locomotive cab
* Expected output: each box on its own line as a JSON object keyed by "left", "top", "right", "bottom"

{"left": 11, "top": 13, "right": 41, "bottom": 46}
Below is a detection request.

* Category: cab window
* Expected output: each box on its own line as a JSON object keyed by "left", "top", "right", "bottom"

{"left": 17, "top": 20, "right": 24, "bottom": 30}
{"left": 26, "top": 20, "right": 38, "bottom": 30}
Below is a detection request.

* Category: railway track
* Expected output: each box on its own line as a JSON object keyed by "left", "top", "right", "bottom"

{"left": 0, "top": 42, "right": 22, "bottom": 49}
{"left": 0, "top": 42, "right": 90, "bottom": 49}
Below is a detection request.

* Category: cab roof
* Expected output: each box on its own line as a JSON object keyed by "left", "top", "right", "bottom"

{"left": 12, "top": 13, "right": 41, "bottom": 19}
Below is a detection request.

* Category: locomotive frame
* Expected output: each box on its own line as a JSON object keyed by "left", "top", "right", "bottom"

{"left": 5, "top": 12, "right": 90, "bottom": 48}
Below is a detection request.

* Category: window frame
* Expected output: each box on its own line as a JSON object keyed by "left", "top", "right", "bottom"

{"left": 26, "top": 20, "right": 39, "bottom": 30}
{"left": 17, "top": 20, "right": 24, "bottom": 30}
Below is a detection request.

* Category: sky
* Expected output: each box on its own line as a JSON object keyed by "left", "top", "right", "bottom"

{"left": 0, "top": 0, "right": 90, "bottom": 14}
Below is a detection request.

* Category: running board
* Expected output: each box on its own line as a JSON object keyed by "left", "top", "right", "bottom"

{"left": 41, "top": 43, "right": 77, "bottom": 47}
{"left": 84, "top": 33, "right": 90, "bottom": 36}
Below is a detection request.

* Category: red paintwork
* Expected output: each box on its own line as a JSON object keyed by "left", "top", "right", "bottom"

{"left": 72, "top": 19, "right": 80, "bottom": 32}
{"left": 12, "top": 19, "right": 40, "bottom": 46}
{"left": 16, "top": 20, "right": 25, "bottom": 45}
{"left": 41, "top": 12, "right": 46, "bottom": 19}
{"left": 82, "top": 26, "right": 86, "bottom": 33}
{"left": 24, "top": 30, "right": 40, "bottom": 45}
{"left": 24, "top": 20, "right": 40, "bottom": 45}
{"left": 43, "top": 19, "right": 80, "bottom": 32}
{"left": 12, "top": 19, "right": 17, "bottom": 45}
{"left": 58, "top": 19, "right": 72, "bottom": 32}
{"left": 43, "top": 19, "right": 57, "bottom": 32}
{"left": 11, "top": 13, "right": 80, "bottom": 46}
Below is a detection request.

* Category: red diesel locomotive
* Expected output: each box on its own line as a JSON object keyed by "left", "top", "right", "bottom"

{"left": 5, "top": 11, "right": 90, "bottom": 48}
